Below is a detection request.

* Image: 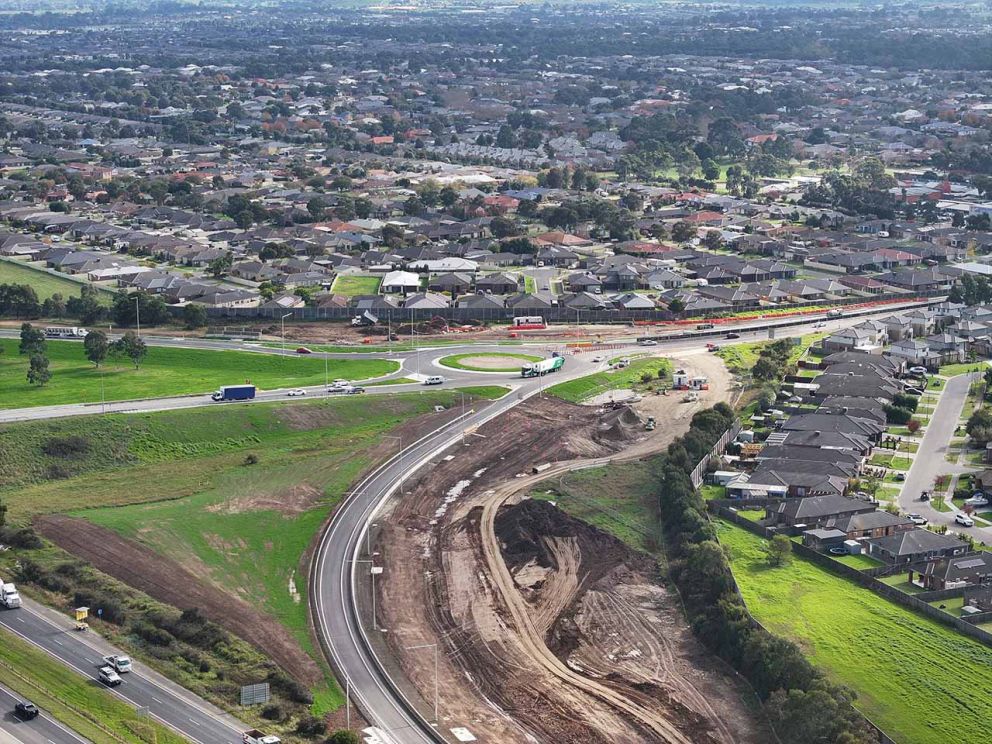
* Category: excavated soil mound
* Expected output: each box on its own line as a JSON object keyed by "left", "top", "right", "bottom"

{"left": 594, "top": 405, "right": 645, "bottom": 445}
{"left": 496, "top": 499, "right": 655, "bottom": 596}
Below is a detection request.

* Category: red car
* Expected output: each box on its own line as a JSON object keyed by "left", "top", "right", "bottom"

{"left": 295, "top": 347, "right": 313, "bottom": 354}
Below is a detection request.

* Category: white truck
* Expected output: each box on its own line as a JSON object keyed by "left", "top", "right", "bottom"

{"left": 243, "top": 730, "right": 281, "bottom": 744}
{"left": 103, "top": 654, "right": 133, "bottom": 673}
{"left": 0, "top": 581, "right": 21, "bottom": 609}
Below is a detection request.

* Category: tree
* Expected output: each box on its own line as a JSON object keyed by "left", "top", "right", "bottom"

{"left": 752, "top": 357, "right": 779, "bottom": 382}
{"left": 489, "top": 216, "right": 519, "bottom": 239}
{"left": 765, "top": 534, "right": 792, "bottom": 567}
{"left": 27, "top": 353, "right": 51, "bottom": 386}
{"left": 19, "top": 322, "right": 45, "bottom": 356}
{"left": 501, "top": 237, "right": 536, "bottom": 255}
{"left": 671, "top": 221, "right": 696, "bottom": 243}
{"left": 83, "top": 330, "right": 109, "bottom": 367}
{"left": 403, "top": 195, "right": 424, "bottom": 216}
{"left": 208, "top": 252, "right": 234, "bottom": 278}
{"left": 183, "top": 304, "right": 207, "bottom": 329}
{"left": 702, "top": 159, "right": 720, "bottom": 181}
{"left": 668, "top": 297, "right": 686, "bottom": 315}
{"left": 0, "top": 498, "right": 6, "bottom": 529}
{"left": 114, "top": 331, "right": 147, "bottom": 369}
{"left": 66, "top": 285, "right": 103, "bottom": 324}
{"left": 306, "top": 197, "right": 326, "bottom": 221}
{"left": 439, "top": 186, "right": 458, "bottom": 209}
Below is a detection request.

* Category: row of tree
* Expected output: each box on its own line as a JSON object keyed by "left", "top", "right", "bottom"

{"left": 16, "top": 322, "right": 148, "bottom": 388}
{"left": 655, "top": 403, "right": 876, "bottom": 743}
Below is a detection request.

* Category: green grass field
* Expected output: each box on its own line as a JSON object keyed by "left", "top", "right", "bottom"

{"left": 547, "top": 357, "right": 672, "bottom": 403}
{"left": 438, "top": 352, "right": 541, "bottom": 372}
{"left": 0, "top": 626, "right": 185, "bottom": 744}
{"left": 938, "top": 362, "right": 986, "bottom": 377}
{"left": 0, "top": 338, "right": 399, "bottom": 408}
{"left": 716, "top": 332, "right": 826, "bottom": 376}
{"left": 0, "top": 258, "right": 112, "bottom": 301}
{"left": 717, "top": 519, "right": 992, "bottom": 744}
{"left": 330, "top": 274, "right": 382, "bottom": 296}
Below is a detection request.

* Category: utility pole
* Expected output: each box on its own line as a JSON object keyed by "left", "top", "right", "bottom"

{"left": 131, "top": 296, "right": 141, "bottom": 337}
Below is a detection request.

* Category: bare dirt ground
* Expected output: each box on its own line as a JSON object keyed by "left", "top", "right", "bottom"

{"left": 35, "top": 514, "right": 326, "bottom": 686}
{"left": 374, "top": 353, "right": 766, "bottom": 743}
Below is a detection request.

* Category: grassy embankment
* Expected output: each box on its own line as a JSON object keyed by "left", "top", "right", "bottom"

{"left": 0, "top": 258, "right": 113, "bottom": 301}
{"left": 547, "top": 357, "right": 672, "bottom": 403}
{"left": 0, "top": 338, "right": 399, "bottom": 408}
{"left": 717, "top": 519, "right": 992, "bottom": 744}
{"left": 0, "top": 389, "right": 506, "bottom": 732}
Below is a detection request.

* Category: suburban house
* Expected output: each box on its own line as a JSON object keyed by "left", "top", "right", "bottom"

{"left": 866, "top": 529, "right": 969, "bottom": 565}
{"left": 765, "top": 495, "right": 875, "bottom": 528}
{"left": 918, "top": 553, "right": 992, "bottom": 591}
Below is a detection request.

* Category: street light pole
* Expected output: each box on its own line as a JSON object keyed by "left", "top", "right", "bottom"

{"left": 405, "top": 643, "right": 439, "bottom": 725}
{"left": 280, "top": 312, "right": 292, "bottom": 352}
{"left": 131, "top": 296, "right": 141, "bottom": 337}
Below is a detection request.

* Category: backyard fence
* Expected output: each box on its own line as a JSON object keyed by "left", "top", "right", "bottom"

{"left": 690, "top": 420, "right": 742, "bottom": 488}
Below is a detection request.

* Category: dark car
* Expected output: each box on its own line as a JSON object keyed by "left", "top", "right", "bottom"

{"left": 345, "top": 386, "right": 366, "bottom": 394}
{"left": 14, "top": 701, "right": 39, "bottom": 720}
{"left": 725, "top": 332, "right": 741, "bottom": 339}
{"left": 295, "top": 347, "right": 313, "bottom": 354}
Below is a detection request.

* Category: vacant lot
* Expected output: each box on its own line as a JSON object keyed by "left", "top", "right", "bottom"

{"left": 0, "top": 258, "right": 111, "bottom": 301}
{"left": 716, "top": 332, "right": 825, "bottom": 375}
{"left": 330, "top": 274, "right": 382, "bottom": 296}
{"left": 547, "top": 356, "right": 672, "bottom": 403}
{"left": 0, "top": 338, "right": 398, "bottom": 408}
{"left": 717, "top": 519, "right": 992, "bottom": 744}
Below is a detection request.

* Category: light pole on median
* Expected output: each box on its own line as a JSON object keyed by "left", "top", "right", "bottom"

{"left": 405, "top": 642, "right": 439, "bottom": 725}
{"left": 347, "top": 558, "right": 379, "bottom": 631}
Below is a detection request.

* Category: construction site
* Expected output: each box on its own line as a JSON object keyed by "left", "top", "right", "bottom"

{"left": 367, "top": 353, "right": 768, "bottom": 743}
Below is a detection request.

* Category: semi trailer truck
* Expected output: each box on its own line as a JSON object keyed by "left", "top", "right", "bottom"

{"left": 521, "top": 355, "right": 565, "bottom": 378}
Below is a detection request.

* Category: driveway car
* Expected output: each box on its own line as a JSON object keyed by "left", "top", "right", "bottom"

{"left": 955, "top": 513, "right": 975, "bottom": 527}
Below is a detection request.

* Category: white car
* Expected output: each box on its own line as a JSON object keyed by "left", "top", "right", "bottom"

{"left": 98, "top": 666, "right": 122, "bottom": 686}
{"left": 639, "top": 340, "right": 658, "bottom": 346}
{"left": 964, "top": 495, "right": 989, "bottom": 507}
{"left": 286, "top": 389, "right": 306, "bottom": 397}
{"left": 954, "top": 513, "right": 975, "bottom": 527}
{"left": 908, "top": 366, "right": 928, "bottom": 375}
{"left": 907, "top": 513, "right": 927, "bottom": 526}
{"left": 592, "top": 356, "right": 604, "bottom": 363}
{"left": 332, "top": 379, "right": 349, "bottom": 387}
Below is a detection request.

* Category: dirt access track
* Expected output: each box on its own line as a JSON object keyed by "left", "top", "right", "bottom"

{"left": 374, "top": 353, "right": 767, "bottom": 743}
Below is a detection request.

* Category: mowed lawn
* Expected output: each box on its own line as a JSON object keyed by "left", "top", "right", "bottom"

{"left": 330, "top": 274, "right": 382, "bottom": 296}
{"left": 717, "top": 520, "right": 992, "bottom": 744}
{"left": 0, "top": 258, "right": 111, "bottom": 301}
{"left": 0, "top": 338, "right": 398, "bottom": 408}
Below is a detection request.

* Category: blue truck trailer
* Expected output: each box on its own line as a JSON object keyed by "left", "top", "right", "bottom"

{"left": 211, "top": 384, "right": 256, "bottom": 402}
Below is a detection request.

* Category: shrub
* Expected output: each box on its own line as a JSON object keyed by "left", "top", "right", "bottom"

{"left": 73, "top": 590, "right": 126, "bottom": 625}
{"left": 131, "top": 620, "right": 174, "bottom": 646}
{"left": 295, "top": 715, "right": 327, "bottom": 737}
{"left": 0, "top": 526, "right": 43, "bottom": 549}
{"left": 907, "top": 419, "right": 921, "bottom": 433}
{"left": 261, "top": 703, "right": 286, "bottom": 721}
{"left": 42, "top": 435, "right": 91, "bottom": 458}
{"left": 244, "top": 453, "right": 259, "bottom": 465}
{"left": 326, "top": 732, "right": 361, "bottom": 744}
{"left": 883, "top": 405, "right": 912, "bottom": 425}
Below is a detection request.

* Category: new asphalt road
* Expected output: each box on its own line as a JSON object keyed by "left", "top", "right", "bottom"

{"left": 0, "top": 600, "right": 245, "bottom": 744}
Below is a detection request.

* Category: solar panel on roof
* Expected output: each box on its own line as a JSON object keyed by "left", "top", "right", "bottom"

{"left": 954, "top": 558, "right": 987, "bottom": 570}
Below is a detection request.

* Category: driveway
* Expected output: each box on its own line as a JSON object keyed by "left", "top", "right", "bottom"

{"left": 898, "top": 373, "right": 992, "bottom": 541}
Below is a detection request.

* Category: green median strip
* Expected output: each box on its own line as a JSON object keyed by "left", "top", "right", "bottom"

{"left": 0, "top": 626, "right": 187, "bottom": 744}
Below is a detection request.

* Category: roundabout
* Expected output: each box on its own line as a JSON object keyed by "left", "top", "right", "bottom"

{"left": 438, "top": 352, "right": 543, "bottom": 372}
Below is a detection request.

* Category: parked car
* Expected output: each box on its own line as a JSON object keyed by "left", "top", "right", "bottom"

{"left": 955, "top": 513, "right": 975, "bottom": 527}
{"left": 295, "top": 347, "right": 312, "bottom": 354}
{"left": 286, "top": 389, "right": 306, "bottom": 397}
{"left": 964, "top": 494, "right": 989, "bottom": 507}
{"left": 13, "top": 701, "right": 39, "bottom": 720}
{"left": 725, "top": 332, "right": 741, "bottom": 339}
{"left": 907, "top": 513, "right": 928, "bottom": 525}
{"left": 908, "top": 366, "right": 928, "bottom": 375}
{"left": 894, "top": 473, "right": 906, "bottom": 481}
{"left": 904, "top": 387, "right": 924, "bottom": 396}
{"left": 98, "top": 666, "right": 122, "bottom": 686}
